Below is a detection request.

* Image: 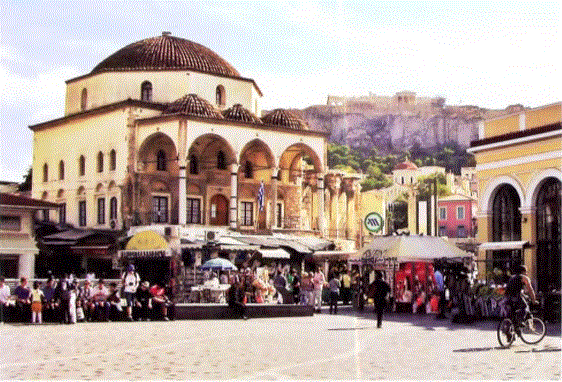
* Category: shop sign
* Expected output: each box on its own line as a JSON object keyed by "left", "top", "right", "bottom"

{"left": 364, "top": 212, "right": 384, "bottom": 233}
{"left": 119, "top": 249, "right": 171, "bottom": 259}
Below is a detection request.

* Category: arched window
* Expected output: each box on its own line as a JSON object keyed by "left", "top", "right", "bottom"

{"left": 156, "top": 150, "right": 167, "bottom": 171}
{"left": 217, "top": 150, "right": 226, "bottom": 170}
{"left": 492, "top": 185, "right": 521, "bottom": 242}
{"left": 59, "top": 160, "right": 65, "bottom": 180}
{"left": 109, "top": 149, "right": 116, "bottom": 171}
{"left": 189, "top": 154, "right": 198, "bottom": 175}
{"left": 42, "top": 163, "right": 48, "bottom": 182}
{"left": 215, "top": 85, "right": 225, "bottom": 106}
{"left": 110, "top": 196, "right": 118, "bottom": 221}
{"left": 79, "top": 155, "right": 86, "bottom": 176}
{"left": 80, "top": 88, "right": 88, "bottom": 111}
{"left": 536, "top": 178, "right": 561, "bottom": 293}
{"left": 97, "top": 151, "right": 104, "bottom": 173}
{"left": 244, "top": 160, "right": 253, "bottom": 179}
{"left": 141, "top": 81, "right": 152, "bottom": 102}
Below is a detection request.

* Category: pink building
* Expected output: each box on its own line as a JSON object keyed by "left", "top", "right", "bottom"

{"left": 437, "top": 194, "right": 477, "bottom": 238}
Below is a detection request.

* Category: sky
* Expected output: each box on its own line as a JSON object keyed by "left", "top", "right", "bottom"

{"left": 0, "top": 1, "right": 560, "bottom": 182}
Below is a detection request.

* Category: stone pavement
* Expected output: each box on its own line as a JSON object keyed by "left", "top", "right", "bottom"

{"left": 1, "top": 307, "right": 560, "bottom": 380}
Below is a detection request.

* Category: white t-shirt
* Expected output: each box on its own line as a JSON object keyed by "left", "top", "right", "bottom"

{"left": 0, "top": 284, "right": 11, "bottom": 303}
{"left": 122, "top": 272, "right": 140, "bottom": 293}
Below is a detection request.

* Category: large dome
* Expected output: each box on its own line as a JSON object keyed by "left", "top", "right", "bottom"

{"left": 91, "top": 32, "right": 241, "bottom": 77}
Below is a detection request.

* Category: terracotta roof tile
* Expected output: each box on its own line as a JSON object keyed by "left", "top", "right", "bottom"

{"left": 222, "top": 104, "right": 262, "bottom": 124}
{"left": 0, "top": 193, "right": 60, "bottom": 209}
{"left": 262, "top": 109, "right": 309, "bottom": 131}
{"left": 163, "top": 94, "right": 224, "bottom": 119}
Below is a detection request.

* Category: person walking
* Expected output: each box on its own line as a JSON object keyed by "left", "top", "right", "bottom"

{"left": 121, "top": 264, "right": 140, "bottom": 321}
{"left": 372, "top": 271, "right": 390, "bottom": 328}
{"left": 312, "top": 268, "right": 326, "bottom": 313}
{"left": 328, "top": 272, "right": 341, "bottom": 315}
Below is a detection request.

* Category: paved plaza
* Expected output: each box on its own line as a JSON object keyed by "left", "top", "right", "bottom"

{"left": 1, "top": 308, "right": 560, "bottom": 380}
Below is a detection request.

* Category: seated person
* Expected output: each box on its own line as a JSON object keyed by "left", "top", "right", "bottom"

{"left": 91, "top": 279, "right": 109, "bottom": 321}
{"left": 149, "top": 282, "right": 171, "bottom": 321}
{"left": 79, "top": 279, "right": 95, "bottom": 322}
{"left": 134, "top": 281, "right": 152, "bottom": 321}
{"left": 106, "top": 282, "right": 123, "bottom": 321}
{"left": 42, "top": 278, "right": 56, "bottom": 322}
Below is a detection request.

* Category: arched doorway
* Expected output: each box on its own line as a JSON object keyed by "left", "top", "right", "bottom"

{"left": 490, "top": 184, "right": 522, "bottom": 281}
{"left": 210, "top": 194, "right": 228, "bottom": 226}
{"left": 536, "top": 177, "right": 561, "bottom": 293}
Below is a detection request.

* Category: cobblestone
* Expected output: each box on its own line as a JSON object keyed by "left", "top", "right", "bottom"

{"left": 1, "top": 308, "right": 560, "bottom": 380}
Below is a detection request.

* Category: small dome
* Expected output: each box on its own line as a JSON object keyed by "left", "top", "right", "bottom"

{"left": 91, "top": 33, "right": 240, "bottom": 77}
{"left": 394, "top": 159, "right": 418, "bottom": 171}
{"left": 163, "top": 94, "right": 223, "bottom": 119}
{"left": 262, "top": 109, "right": 308, "bottom": 131}
{"left": 222, "top": 104, "right": 262, "bottom": 124}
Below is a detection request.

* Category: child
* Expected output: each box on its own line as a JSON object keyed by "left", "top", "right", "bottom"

{"left": 30, "top": 281, "right": 44, "bottom": 324}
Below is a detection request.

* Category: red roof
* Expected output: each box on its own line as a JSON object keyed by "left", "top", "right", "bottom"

{"left": 0, "top": 193, "right": 60, "bottom": 209}
{"left": 394, "top": 160, "right": 418, "bottom": 171}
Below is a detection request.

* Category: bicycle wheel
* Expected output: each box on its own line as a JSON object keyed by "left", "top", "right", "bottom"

{"left": 519, "top": 317, "right": 546, "bottom": 344}
{"left": 497, "top": 318, "right": 516, "bottom": 348}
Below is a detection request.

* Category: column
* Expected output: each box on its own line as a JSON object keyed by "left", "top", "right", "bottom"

{"left": 229, "top": 164, "right": 239, "bottom": 229}
{"left": 178, "top": 162, "right": 187, "bottom": 225}
{"left": 346, "top": 189, "right": 356, "bottom": 241}
{"left": 317, "top": 177, "right": 325, "bottom": 237}
{"left": 270, "top": 167, "right": 279, "bottom": 229}
{"left": 333, "top": 178, "right": 341, "bottom": 239}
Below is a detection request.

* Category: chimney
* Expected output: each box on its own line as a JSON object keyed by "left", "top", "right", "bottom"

{"left": 162, "top": 31, "right": 171, "bottom": 36}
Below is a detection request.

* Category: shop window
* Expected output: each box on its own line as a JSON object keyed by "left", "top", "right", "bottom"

{"left": 217, "top": 150, "right": 226, "bottom": 170}
{"left": 457, "top": 206, "right": 465, "bottom": 220}
{"left": 43, "top": 163, "right": 48, "bottom": 182}
{"left": 78, "top": 200, "right": 87, "bottom": 227}
{"left": 110, "top": 149, "right": 116, "bottom": 171}
{"left": 42, "top": 209, "right": 50, "bottom": 222}
{"left": 59, "top": 160, "right": 65, "bottom": 180}
{"left": 141, "top": 81, "right": 152, "bottom": 102}
{"left": 189, "top": 155, "right": 198, "bottom": 174}
{"left": 81, "top": 88, "right": 87, "bottom": 111}
{"left": 152, "top": 196, "right": 168, "bottom": 223}
{"left": 216, "top": 85, "right": 225, "bottom": 106}
{"left": 156, "top": 150, "right": 167, "bottom": 171}
{"left": 97, "top": 197, "right": 106, "bottom": 225}
{"left": 240, "top": 201, "right": 253, "bottom": 226}
{"left": 0, "top": 215, "right": 21, "bottom": 231}
{"left": 186, "top": 198, "right": 201, "bottom": 224}
{"left": 0, "top": 256, "right": 18, "bottom": 278}
{"left": 244, "top": 161, "right": 253, "bottom": 179}
{"left": 457, "top": 225, "right": 466, "bottom": 238}
{"left": 59, "top": 203, "right": 66, "bottom": 224}
{"left": 439, "top": 226, "right": 447, "bottom": 237}
{"left": 110, "top": 197, "right": 118, "bottom": 221}
{"left": 97, "top": 151, "right": 104, "bottom": 173}
{"left": 79, "top": 155, "right": 86, "bottom": 176}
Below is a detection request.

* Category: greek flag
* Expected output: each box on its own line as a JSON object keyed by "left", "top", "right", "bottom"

{"left": 257, "top": 181, "right": 265, "bottom": 211}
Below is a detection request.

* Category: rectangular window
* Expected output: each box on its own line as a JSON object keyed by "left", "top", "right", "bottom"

{"left": 276, "top": 203, "right": 283, "bottom": 228}
{"left": 79, "top": 200, "right": 87, "bottom": 227}
{"left": 457, "top": 206, "right": 465, "bottom": 220}
{"left": 439, "top": 207, "right": 447, "bottom": 220}
{"left": 186, "top": 198, "right": 201, "bottom": 224}
{"left": 59, "top": 203, "right": 66, "bottom": 224}
{"left": 42, "top": 209, "right": 50, "bottom": 221}
{"left": 97, "top": 198, "right": 106, "bottom": 225}
{"left": 152, "top": 196, "right": 168, "bottom": 223}
{"left": 0, "top": 215, "right": 21, "bottom": 231}
{"left": 240, "top": 201, "right": 253, "bottom": 226}
{"left": 0, "top": 256, "right": 18, "bottom": 278}
{"left": 439, "top": 226, "right": 447, "bottom": 237}
{"left": 110, "top": 197, "right": 118, "bottom": 220}
{"left": 457, "top": 225, "right": 467, "bottom": 238}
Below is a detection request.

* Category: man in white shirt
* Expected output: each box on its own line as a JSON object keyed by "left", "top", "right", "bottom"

{"left": 312, "top": 269, "right": 326, "bottom": 312}
{"left": 121, "top": 264, "right": 140, "bottom": 321}
{"left": 0, "top": 277, "right": 12, "bottom": 323}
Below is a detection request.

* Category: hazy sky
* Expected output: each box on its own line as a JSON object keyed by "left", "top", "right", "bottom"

{"left": 1, "top": 1, "right": 560, "bottom": 182}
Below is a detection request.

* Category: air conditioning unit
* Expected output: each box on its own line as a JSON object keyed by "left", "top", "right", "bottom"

{"left": 205, "top": 230, "right": 217, "bottom": 243}
{"left": 164, "top": 226, "right": 172, "bottom": 237}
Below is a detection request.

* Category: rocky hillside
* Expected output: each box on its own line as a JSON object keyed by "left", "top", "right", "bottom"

{"left": 289, "top": 95, "right": 523, "bottom": 153}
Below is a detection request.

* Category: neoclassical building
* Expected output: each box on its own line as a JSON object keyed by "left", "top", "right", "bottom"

{"left": 468, "top": 102, "right": 561, "bottom": 295}
{"left": 30, "top": 33, "right": 362, "bottom": 251}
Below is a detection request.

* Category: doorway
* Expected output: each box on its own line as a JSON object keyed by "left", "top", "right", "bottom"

{"left": 210, "top": 194, "right": 228, "bottom": 226}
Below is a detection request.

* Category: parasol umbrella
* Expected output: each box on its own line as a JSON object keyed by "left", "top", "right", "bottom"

{"left": 200, "top": 257, "right": 238, "bottom": 271}
{"left": 355, "top": 235, "right": 470, "bottom": 263}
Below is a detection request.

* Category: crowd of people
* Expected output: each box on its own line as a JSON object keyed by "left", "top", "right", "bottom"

{"left": 0, "top": 265, "right": 175, "bottom": 324}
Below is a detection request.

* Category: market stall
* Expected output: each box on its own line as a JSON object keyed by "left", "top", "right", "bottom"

{"left": 351, "top": 235, "right": 472, "bottom": 313}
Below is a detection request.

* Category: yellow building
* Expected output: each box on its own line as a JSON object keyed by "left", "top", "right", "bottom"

{"left": 468, "top": 102, "right": 561, "bottom": 295}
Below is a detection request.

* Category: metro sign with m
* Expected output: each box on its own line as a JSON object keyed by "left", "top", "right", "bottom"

{"left": 364, "top": 212, "right": 384, "bottom": 233}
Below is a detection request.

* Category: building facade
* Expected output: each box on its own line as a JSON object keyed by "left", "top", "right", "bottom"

{"left": 437, "top": 194, "right": 477, "bottom": 238}
{"left": 468, "top": 102, "right": 561, "bottom": 294}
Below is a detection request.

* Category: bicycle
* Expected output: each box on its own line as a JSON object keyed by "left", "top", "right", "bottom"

{"left": 497, "top": 300, "right": 546, "bottom": 348}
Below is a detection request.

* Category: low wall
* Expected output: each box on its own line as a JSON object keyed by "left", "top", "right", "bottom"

{"left": 175, "top": 303, "right": 314, "bottom": 320}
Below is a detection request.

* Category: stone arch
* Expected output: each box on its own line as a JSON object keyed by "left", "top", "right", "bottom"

{"left": 57, "top": 189, "right": 64, "bottom": 199}
{"left": 278, "top": 143, "right": 323, "bottom": 184}
{"left": 188, "top": 133, "right": 237, "bottom": 172}
{"left": 138, "top": 132, "right": 179, "bottom": 174}
{"left": 108, "top": 181, "right": 117, "bottom": 192}
{"left": 95, "top": 183, "right": 104, "bottom": 193}
{"left": 481, "top": 175, "right": 525, "bottom": 215}
{"left": 77, "top": 186, "right": 86, "bottom": 196}
{"left": 238, "top": 139, "right": 275, "bottom": 181}
{"left": 525, "top": 168, "right": 562, "bottom": 210}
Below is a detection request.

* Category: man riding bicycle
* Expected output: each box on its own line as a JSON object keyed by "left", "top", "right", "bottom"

{"left": 505, "top": 264, "right": 537, "bottom": 334}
